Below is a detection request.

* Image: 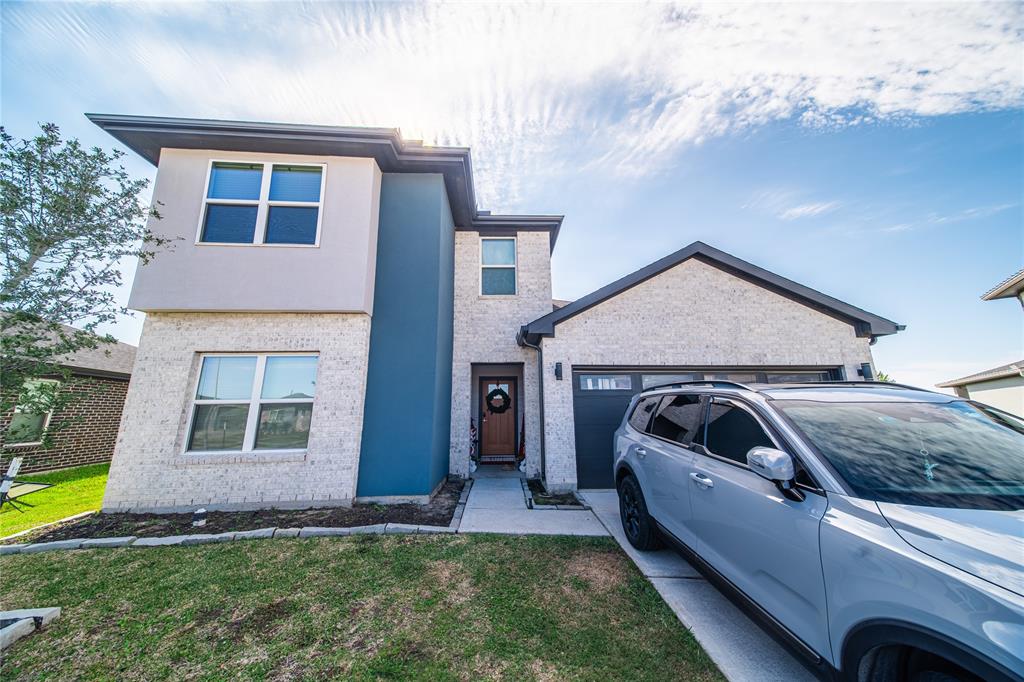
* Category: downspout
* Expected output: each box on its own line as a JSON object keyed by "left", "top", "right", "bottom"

{"left": 518, "top": 329, "right": 546, "bottom": 483}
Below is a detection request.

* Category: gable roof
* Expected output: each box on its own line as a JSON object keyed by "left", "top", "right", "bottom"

{"left": 518, "top": 241, "right": 904, "bottom": 345}
{"left": 87, "top": 113, "right": 563, "bottom": 250}
{"left": 937, "top": 360, "right": 1024, "bottom": 388}
{"left": 982, "top": 268, "right": 1024, "bottom": 301}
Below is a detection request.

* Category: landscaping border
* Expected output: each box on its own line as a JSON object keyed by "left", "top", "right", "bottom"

{"left": 521, "top": 478, "right": 589, "bottom": 511}
{"left": 0, "top": 482, "right": 473, "bottom": 556}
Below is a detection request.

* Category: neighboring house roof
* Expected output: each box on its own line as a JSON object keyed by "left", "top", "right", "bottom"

{"left": 982, "top": 268, "right": 1024, "bottom": 301}
{"left": 551, "top": 299, "right": 572, "bottom": 311}
{"left": 4, "top": 319, "right": 138, "bottom": 379}
{"left": 936, "top": 360, "right": 1024, "bottom": 388}
{"left": 87, "top": 113, "right": 563, "bottom": 251}
{"left": 518, "top": 241, "right": 904, "bottom": 345}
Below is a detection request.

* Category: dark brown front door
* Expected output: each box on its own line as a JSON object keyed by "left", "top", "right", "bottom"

{"left": 479, "top": 377, "right": 516, "bottom": 463}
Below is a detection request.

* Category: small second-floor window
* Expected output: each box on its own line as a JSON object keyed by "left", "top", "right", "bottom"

{"left": 481, "top": 237, "right": 516, "bottom": 295}
{"left": 200, "top": 161, "right": 325, "bottom": 246}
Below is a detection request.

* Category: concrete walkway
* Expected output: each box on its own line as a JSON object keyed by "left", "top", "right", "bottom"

{"left": 459, "top": 476, "right": 608, "bottom": 536}
{"left": 579, "top": 490, "right": 816, "bottom": 682}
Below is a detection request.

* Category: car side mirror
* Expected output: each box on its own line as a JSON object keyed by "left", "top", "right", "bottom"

{"left": 746, "top": 447, "right": 803, "bottom": 501}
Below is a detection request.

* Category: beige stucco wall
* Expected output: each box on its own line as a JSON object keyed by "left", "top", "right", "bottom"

{"left": 964, "top": 375, "right": 1024, "bottom": 416}
{"left": 103, "top": 312, "right": 372, "bottom": 512}
{"left": 539, "top": 258, "right": 875, "bottom": 490}
{"left": 129, "top": 148, "right": 382, "bottom": 314}
{"left": 449, "top": 231, "right": 552, "bottom": 477}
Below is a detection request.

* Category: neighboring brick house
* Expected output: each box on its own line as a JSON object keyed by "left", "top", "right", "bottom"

{"left": 90, "top": 114, "right": 903, "bottom": 511}
{"left": 1, "top": 329, "right": 136, "bottom": 474}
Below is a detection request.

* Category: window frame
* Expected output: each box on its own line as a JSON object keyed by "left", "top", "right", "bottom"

{"left": 196, "top": 160, "right": 327, "bottom": 248}
{"left": 184, "top": 352, "right": 318, "bottom": 455}
{"left": 479, "top": 236, "right": 518, "bottom": 296}
{"left": 578, "top": 374, "right": 633, "bottom": 391}
{"left": 697, "top": 395, "right": 824, "bottom": 494}
{"left": 4, "top": 379, "right": 59, "bottom": 448}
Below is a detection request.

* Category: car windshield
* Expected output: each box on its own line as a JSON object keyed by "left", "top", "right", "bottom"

{"left": 773, "top": 399, "right": 1024, "bottom": 510}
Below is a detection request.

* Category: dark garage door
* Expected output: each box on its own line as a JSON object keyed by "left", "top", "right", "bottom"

{"left": 571, "top": 368, "right": 839, "bottom": 489}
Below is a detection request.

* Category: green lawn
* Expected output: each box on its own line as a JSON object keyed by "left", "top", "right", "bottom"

{"left": 0, "top": 463, "right": 109, "bottom": 538}
{"left": 0, "top": 534, "right": 722, "bottom": 681}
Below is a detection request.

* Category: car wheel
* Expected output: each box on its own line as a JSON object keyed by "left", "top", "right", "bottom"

{"left": 618, "top": 475, "right": 662, "bottom": 550}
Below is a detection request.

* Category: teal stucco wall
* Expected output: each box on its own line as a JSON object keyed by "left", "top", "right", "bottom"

{"left": 356, "top": 173, "right": 455, "bottom": 498}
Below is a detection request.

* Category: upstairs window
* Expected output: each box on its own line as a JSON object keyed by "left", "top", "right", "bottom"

{"left": 480, "top": 237, "right": 517, "bottom": 295}
{"left": 199, "top": 161, "right": 325, "bottom": 246}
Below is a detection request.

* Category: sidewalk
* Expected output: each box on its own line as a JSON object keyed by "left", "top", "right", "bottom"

{"left": 458, "top": 476, "right": 607, "bottom": 536}
{"left": 579, "top": 490, "right": 816, "bottom": 682}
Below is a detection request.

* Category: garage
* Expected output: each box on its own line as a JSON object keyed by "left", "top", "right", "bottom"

{"left": 518, "top": 242, "right": 903, "bottom": 492}
{"left": 571, "top": 367, "right": 839, "bottom": 488}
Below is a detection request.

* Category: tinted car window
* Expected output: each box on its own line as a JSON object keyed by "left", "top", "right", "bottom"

{"left": 703, "top": 402, "right": 774, "bottom": 464}
{"left": 650, "top": 394, "right": 703, "bottom": 445}
{"left": 628, "top": 397, "right": 659, "bottom": 432}
{"left": 775, "top": 399, "right": 1024, "bottom": 510}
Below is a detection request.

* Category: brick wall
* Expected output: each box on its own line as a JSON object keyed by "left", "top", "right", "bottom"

{"left": 1, "top": 374, "right": 129, "bottom": 474}
{"left": 539, "top": 258, "right": 875, "bottom": 490}
{"left": 103, "top": 312, "right": 373, "bottom": 512}
{"left": 449, "top": 231, "right": 553, "bottom": 478}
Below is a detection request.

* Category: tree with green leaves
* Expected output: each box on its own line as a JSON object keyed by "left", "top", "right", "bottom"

{"left": 0, "top": 122, "right": 169, "bottom": 445}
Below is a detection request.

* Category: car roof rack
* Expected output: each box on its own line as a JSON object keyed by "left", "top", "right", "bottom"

{"left": 642, "top": 380, "right": 753, "bottom": 392}
{"left": 768, "top": 380, "right": 927, "bottom": 391}
{"left": 641, "top": 379, "right": 929, "bottom": 394}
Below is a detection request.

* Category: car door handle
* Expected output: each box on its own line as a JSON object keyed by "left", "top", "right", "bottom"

{"left": 690, "top": 472, "right": 714, "bottom": 488}
{"left": 635, "top": 447, "right": 647, "bottom": 458}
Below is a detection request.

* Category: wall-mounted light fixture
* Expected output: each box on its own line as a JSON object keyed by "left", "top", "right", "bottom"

{"left": 857, "top": 363, "right": 874, "bottom": 381}
{"left": 554, "top": 362, "right": 563, "bottom": 380}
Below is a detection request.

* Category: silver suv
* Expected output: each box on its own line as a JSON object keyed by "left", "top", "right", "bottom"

{"left": 613, "top": 381, "right": 1023, "bottom": 682}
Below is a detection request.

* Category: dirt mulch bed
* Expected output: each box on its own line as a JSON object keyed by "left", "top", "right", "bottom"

{"left": 527, "top": 478, "right": 581, "bottom": 506}
{"left": 6, "top": 479, "right": 464, "bottom": 545}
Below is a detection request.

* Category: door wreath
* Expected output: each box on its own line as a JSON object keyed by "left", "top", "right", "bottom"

{"left": 485, "top": 387, "right": 512, "bottom": 414}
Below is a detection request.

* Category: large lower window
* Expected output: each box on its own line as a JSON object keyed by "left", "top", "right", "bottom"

{"left": 187, "top": 354, "right": 318, "bottom": 453}
{"left": 4, "top": 379, "right": 58, "bottom": 446}
{"left": 199, "top": 161, "right": 325, "bottom": 246}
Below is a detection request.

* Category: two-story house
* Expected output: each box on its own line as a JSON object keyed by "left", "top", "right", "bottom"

{"left": 91, "top": 114, "right": 903, "bottom": 512}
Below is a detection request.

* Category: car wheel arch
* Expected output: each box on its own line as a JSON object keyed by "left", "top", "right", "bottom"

{"left": 614, "top": 463, "right": 636, "bottom": 490}
{"left": 841, "top": 619, "right": 1020, "bottom": 682}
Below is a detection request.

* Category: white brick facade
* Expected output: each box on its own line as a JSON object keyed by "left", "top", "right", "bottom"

{"left": 538, "top": 258, "right": 875, "bottom": 490}
{"left": 449, "top": 231, "right": 552, "bottom": 477}
{"left": 103, "top": 312, "right": 372, "bottom": 512}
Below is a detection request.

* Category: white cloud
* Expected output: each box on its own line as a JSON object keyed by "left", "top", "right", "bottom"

{"left": 4, "top": 2, "right": 1022, "bottom": 210}
{"left": 779, "top": 201, "right": 841, "bottom": 221}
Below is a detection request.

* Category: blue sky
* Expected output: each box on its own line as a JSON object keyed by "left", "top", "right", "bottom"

{"left": 3, "top": 2, "right": 1022, "bottom": 390}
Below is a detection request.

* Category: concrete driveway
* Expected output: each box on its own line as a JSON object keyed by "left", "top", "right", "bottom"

{"left": 579, "top": 490, "right": 818, "bottom": 682}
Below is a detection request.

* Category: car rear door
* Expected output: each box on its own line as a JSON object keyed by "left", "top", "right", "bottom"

{"left": 688, "top": 396, "right": 831, "bottom": 659}
{"left": 642, "top": 393, "right": 704, "bottom": 547}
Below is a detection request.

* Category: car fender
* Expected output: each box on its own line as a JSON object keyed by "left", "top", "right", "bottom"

{"left": 841, "top": 619, "right": 1023, "bottom": 682}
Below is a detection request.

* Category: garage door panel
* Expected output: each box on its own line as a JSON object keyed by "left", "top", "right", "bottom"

{"left": 570, "top": 367, "right": 838, "bottom": 490}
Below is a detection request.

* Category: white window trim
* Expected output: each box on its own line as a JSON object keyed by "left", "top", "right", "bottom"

{"left": 195, "top": 160, "right": 327, "bottom": 248}
{"left": 183, "top": 352, "right": 318, "bottom": 455}
{"left": 479, "top": 236, "right": 518, "bottom": 296}
{"left": 4, "top": 379, "right": 59, "bottom": 448}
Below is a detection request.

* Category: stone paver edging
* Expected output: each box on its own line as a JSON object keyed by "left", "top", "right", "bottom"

{"left": 520, "top": 478, "right": 589, "bottom": 511}
{"left": 0, "top": 481, "right": 473, "bottom": 557}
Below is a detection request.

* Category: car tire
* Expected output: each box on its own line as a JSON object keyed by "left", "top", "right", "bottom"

{"left": 618, "top": 475, "right": 663, "bottom": 551}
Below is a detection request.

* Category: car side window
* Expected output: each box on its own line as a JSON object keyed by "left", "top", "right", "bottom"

{"left": 702, "top": 401, "right": 774, "bottom": 465}
{"left": 628, "top": 397, "right": 659, "bottom": 432}
{"left": 650, "top": 394, "right": 703, "bottom": 445}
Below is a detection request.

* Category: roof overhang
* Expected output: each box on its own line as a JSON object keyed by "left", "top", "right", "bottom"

{"left": 937, "top": 361, "right": 1024, "bottom": 388}
{"left": 518, "top": 241, "right": 904, "bottom": 346}
{"left": 981, "top": 269, "right": 1024, "bottom": 301}
{"left": 87, "top": 113, "right": 562, "bottom": 251}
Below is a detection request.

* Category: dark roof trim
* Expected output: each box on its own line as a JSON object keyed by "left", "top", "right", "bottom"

{"left": 86, "top": 113, "right": 562, "bottom": 250}
{"left": 518, "top": 241, "right": 904, "bottom": 345}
